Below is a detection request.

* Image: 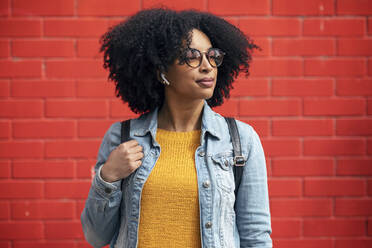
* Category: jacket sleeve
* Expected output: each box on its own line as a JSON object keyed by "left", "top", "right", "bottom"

{"left": 81, "top": 123, "right": 123, "bottom": 248}
{"left": 235, "top": 124, "right": 272, "bottom": 248}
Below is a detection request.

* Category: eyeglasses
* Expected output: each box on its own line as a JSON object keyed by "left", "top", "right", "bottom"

{"left": 181, "top": 48, "right": 225, "bottom": 68}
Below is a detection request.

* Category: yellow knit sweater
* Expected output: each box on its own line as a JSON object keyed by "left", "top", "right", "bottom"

{"left": 137, "top": 129, "right": 202, "bottom": 247}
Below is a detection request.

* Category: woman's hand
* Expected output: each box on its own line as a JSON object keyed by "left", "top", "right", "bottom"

{"left": 100, "top": 140, "right": 144, "bottom": 183}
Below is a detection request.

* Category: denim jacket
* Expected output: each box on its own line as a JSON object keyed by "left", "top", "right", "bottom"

{"left": 81, "top": 102, "right": 272, "bottom": 248}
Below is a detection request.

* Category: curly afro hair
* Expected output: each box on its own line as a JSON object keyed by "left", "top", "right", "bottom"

{"left": 100, "top": 8, "right": 258, "bottom": 114}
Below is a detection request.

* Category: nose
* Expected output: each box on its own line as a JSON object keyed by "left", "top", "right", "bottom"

{"left": 199, "top": 53, "right": 213, "bottom": 73}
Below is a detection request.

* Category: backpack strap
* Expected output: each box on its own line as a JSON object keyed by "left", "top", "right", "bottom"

{"left": 224, "top": 117, "right": 245, "bottom": 197}
{"left": 120, "top": 120, "right": 131, "bottom": 190}
{"left": 121, "top": 119, "right": 131, "bottom": 144}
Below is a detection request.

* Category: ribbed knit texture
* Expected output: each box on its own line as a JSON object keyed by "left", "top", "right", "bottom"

{"left": 137, "top": 129, "right": 202, "bottom": 247}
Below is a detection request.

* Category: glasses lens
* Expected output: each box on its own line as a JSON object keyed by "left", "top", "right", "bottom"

{"left": 207, "top": 48, "right": 224, "bottom": 67}
{"left": 185, "top": 49, "right": 201, "bottom": 68}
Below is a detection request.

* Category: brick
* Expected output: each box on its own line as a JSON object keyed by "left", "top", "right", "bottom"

{"left": 78, "top": 120, "right": 114, "bottom": 138}
{"left": 339, "top": 79, "right": 372, "bottom": 97}
{"left": 271, "top": 199, "right": 332, "bottom": 217}
{"left": 338, "top": 39, "right": 372, "bottom": 56}
{"left": 13, "top": 241, "right": 76, "bottom": 248}
{"left": 12, "top": 40, "right": 75, "bottom": 57}
{"left": 0, "top": 242, "right": 10, "bottom": 248}
{"left": 0, "top": 0, "right": 9, "bottom": 16}
{"left": 0, "top": 121, "right": 10, "bottom": 138}
{"left": 208, "top": 0, "right": 269, "bottom": 15}
{"left": 0, "top": 80, "right": 9, "bottom": 97}
{"left": 0, "top": 60, "right": 42, "bottom": 78}
{"left": 230, "top": 79, "right": 269, "bottom": 97}
{"left": 45, "top": 140, "right": 100, "bottom": 158}
{"left": 369, "top": 218, "right": 372, "bottom": 235}
{"left": 336, "top": 119, "right": 372, "bottom": 136}
{"left": 110, "top": 99, "right": 139, "bottom": 118}
{"left": 335, "top": 239, "right": 372, "bottom": 248}
{"left": 213, "top": 99, "right": 238, "bottom": 117}
{"left": 78, "top": 0, "right": 140, "bottom": 16}
{"left": 77, "top": 80, "right": 116, "bottom": 97}
{"left": 11, "top": 201, "right": 74, "bottom": 220}
{"left": 12, "top": 80, "right": 75, "bottom": 98}
{"left": 304, "top": 219, "right": 365, "bottom": 236}
{"left": 240, "top": 119, "right": 269, "bottom": 137}
{"left": 0, "top": 100, "right": 43, "bottom": 118}
{"left": 251, "top": 59, "right": 302, "bottom": 76}
{"left": 0, "top": 19, "right": 41, "bottom": 37}
{"left": 304, "top": 99, "right": 365, "bottom": 116}
{"left": 369, "top": 18, "right": 372, "bottom": 35}
{"left": 46, "top": 60, "right": 106, "bottom": 78}
{"left": 76, "top": 160, "right": 95, "bottom": 179}
{"left": 77, "top": 39, "right": 100, "bottom": 58}
{"left": 268, "top": 179, "right": 302, "bottom": 197}
{"left": 337, "top": 0, "right": 372, "bottom": 15}
{"left": 240, "top": 18, "right": 301, "bottom": 36}
{"left": 0, "top": 181, "right": 43, "bottom": 199}
{"left": 335, "top": 199, "right": 372, "bottom": 216}
{"left": 271, "top": 219, "right": 301, "bottom": 238}
{"left": 13, "top": 160, "right": 75, "bottom": 179}
{"left": 272, "top": 38, "right": 334, "bottom": 56}
{"left": 369, "top": 99, "right": 372, "bottom": 115}
{"left": 369, "top": 139, "right": 372, "bottom": 155}
{"left": 272, "top": 158, "right": 334, "bottom": 177}
{"left": 45, "top": 181, "right": 91, "bottom": 199}
{"left": 44, "top": 19, "right": 108, "bottom": 38}
{"left": 0, "top": 40, "right": 9, "bottom": 57}
{"left": 272, "top": 79, "right": 333, "bottom": 96}
{"left": 0, "top": 202, "right": 9, "bottom": 219}
{"left": 304, "top": 139, "right": 365, "bottom": 156}
{"left": 0, "top": 141, "right": 43, "bottom": 158}
{"left": 305, "top": 58, "right": 365, "bottom": 77}
{"left": 143, "top": 0, "right": 204, "bottom": 10}
{"left": 337, "top": 159, "right": 372, "bottom": 176}
{"left": 273, "top": 0, "right": 334, "bottom": 15}
{"left": 13, "top": 120, "right": 75, "bottom": 139}
{"left": 304, "top": 18, "right": 365, "bottom": 36}
{"left": 262, "top": 139, "right": 301, "bottom": 156}
{"left": 45, "top": 221, "right": 83, "bottom": 239}
{"left": 46, "top": 100, "right": 107, "bottom": 118}
{"left": 13, "top": 0, "right": 74, "bottom": 16}
{"left": 251, "top": 38, "right": 270, "bottom": 57}
{"left": 274, "top": 239, "right": 333, "bottom": 248}
{"left": 273, "top": 119, "right": 333, "bottom": 136}
{"left": 0, "top": 161, "right": 10, "bottom": 178}
{"left": 304, "top": 179, "right": 365, "bottom": 196}
{"left": 240, "top": 99, "right": 301, "bottom": 116}
{"left": 76, "top": 200, "right": 86, "bottom": 218}
{"left": 0, "top": 222, "right": 43, "bottom": 239}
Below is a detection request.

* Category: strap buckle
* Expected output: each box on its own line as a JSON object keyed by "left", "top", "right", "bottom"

{"left": 234, "top": 156, "right": 245, "bottom": 166}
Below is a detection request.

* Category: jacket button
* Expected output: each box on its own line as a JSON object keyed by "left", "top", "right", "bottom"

{"left": 198, "top": 151, "right": 205, "bottom": 157}
{"left": 104, "top": 187, "right": 112, "bottom": 194}
{"left": 205, "top": 222, "right": 212, "bottom": 228}
{"left": 202, "top": 180, "right": 210, "bottom": 188}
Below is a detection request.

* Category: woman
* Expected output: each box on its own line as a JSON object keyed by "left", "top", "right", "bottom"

{"left": 81, "top": 8, "right": 272, "bottom": 248}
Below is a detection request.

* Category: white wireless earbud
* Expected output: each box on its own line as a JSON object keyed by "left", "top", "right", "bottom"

{"left": 160, "top": 73, "right": 170, "bottom": 85}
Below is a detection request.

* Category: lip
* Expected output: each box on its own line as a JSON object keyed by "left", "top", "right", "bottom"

{"left": 196, "top": 77, "right": 214, "bottom": 88}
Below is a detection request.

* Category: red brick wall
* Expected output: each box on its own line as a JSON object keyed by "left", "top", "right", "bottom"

{"left": 0, "top": 0, "right": 371, "bottom": 247}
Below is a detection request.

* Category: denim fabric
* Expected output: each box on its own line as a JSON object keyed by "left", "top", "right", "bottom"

{"left": 81, "top": 102, "right": 272, "bottom": 248}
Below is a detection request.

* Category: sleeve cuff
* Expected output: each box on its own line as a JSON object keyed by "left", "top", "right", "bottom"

{"left": 93, "top": 166, "right": 122, "bottom": 195}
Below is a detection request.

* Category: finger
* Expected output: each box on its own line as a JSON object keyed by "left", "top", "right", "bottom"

{"left": 122, "top": 139, "right": 139, "bottom": 148}
{"left": 128, "top": 145, "right": 143, "bottom": 153}
{"left": 129, "top": 152, "right": 144, "bottom": 161}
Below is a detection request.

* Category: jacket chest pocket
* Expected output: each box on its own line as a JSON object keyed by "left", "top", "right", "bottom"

{"left": 211, "top": 152, "right": 235, "bottom": 193}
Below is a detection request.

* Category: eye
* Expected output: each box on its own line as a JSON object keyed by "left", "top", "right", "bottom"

{"left": 208, "top": 48, "right": 222, "bottom": 58}
{"left": 185, "top": 49, "right": 200, "bottom": 60}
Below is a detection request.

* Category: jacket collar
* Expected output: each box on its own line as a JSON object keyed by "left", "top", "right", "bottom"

{"left": 131, "top": 101, "right": 222, "bottom": 142}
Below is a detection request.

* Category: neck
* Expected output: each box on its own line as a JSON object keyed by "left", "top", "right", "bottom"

{"left": 158, "top": 99, "right": 204, "bottom": 132}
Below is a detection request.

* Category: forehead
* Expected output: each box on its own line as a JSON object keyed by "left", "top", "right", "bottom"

{"left": 189, "top": 29, "right": 212, "bottom": 51}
